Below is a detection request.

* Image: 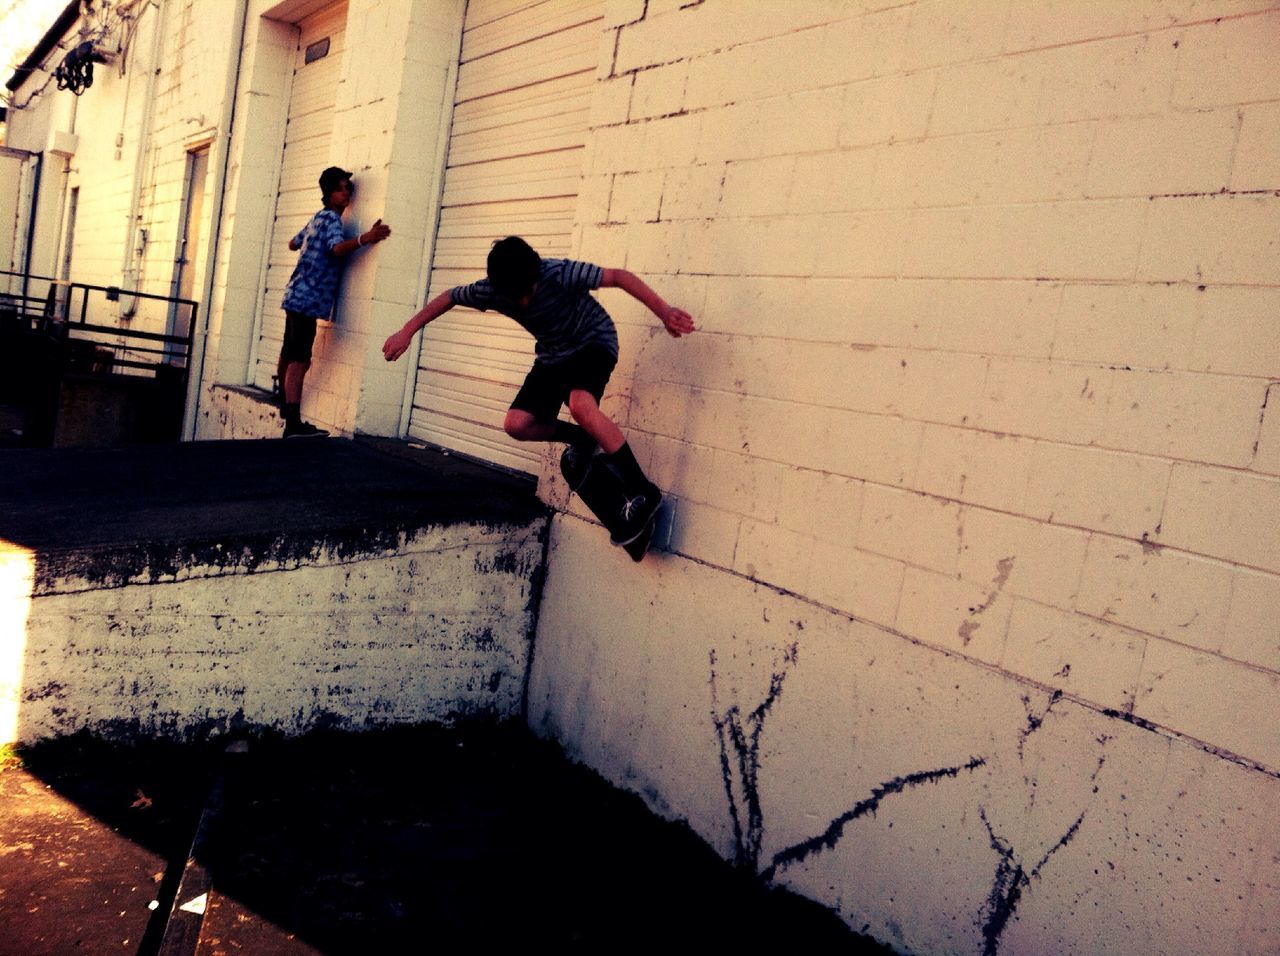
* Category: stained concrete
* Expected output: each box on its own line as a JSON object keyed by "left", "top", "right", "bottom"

{"left": 2, "top": 437, "right": 551, "bottom": 745}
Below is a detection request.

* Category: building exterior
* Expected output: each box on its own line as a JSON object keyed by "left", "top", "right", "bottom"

{"left": 5, "top": 1, "right": 1278, "bottom": 953}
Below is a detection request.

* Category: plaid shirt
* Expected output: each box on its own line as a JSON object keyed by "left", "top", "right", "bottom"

{"left": 282, "top": 209, "right": 347, "bottom": 318}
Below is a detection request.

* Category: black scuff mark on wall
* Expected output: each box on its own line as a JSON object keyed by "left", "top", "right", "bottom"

{"left": 708, "top": 641, "right": 799, "bottom": 871}
{"left": 22, "top": 681, "right": 67, "bottom": 702}
{"left": 1254, "top": 381, "right": 1277, "bottom": 460}
{"left": 762, "top": 756, "right": 988, "bottom": 882}
{"left": 1017, "top": 689, "right": 1063, "bottom": 760}
{"left": 978, "top": 806, "right": 1087, "bottom": 956}
{"left": 32, "top": 516, "right": 550, "bottom": 595}
{"left": 960, "top": 557, "right": 1015, "bottom": 646}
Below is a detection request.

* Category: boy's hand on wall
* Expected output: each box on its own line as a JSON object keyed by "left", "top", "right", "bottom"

{"left": 661, "top": 305, "right": 695, "bottom": 338}
{"left": 361, "top": 219, "right": 391, "bottom": 246}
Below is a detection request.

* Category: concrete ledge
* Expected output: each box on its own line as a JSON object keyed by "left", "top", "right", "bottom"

{"left": 195, "top": 383, "right": 284, "bottom": 441}
{"left": 0, "top": 439, "right": 549, "bottom": 744}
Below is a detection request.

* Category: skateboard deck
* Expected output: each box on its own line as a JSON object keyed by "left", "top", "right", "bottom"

{"left": 560, "top": 448, "right": 659, "bottom": 562}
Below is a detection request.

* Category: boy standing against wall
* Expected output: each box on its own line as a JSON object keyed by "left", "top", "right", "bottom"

{"left": 277, "top": 166, "right": 391, "bottom": 438}
{"left": 382, "top": 236, "right": 694, "bottom": 545}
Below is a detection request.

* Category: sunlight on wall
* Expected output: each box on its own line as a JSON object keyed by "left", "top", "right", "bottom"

{"left": 0, "top": 540, "right": 34, "bottom": 744}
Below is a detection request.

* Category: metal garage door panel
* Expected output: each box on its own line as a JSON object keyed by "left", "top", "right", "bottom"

{"left": 441, "top": 153, "right": 587, "bottom": 208}
{"left": 448, "top": 80, "right": 593, "bottom": 166}
{"left": 454, "top": 23, "right": 598, "bottom": 104}
{"left": 462, "top": 0, "right": 600, "bottom": 60}
{"left": 253, "top": 2, "right": 347, "bottom": 391}
{"left": 408, "top": 0, "right": 602, "bottom": 474}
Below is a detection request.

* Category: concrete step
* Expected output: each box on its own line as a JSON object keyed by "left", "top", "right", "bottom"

{"left": 0, "top": 438, "right": 550, "bottom": 745}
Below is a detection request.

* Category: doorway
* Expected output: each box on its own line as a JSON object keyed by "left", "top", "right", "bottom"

{"left": 167, "top": 147, "right": 209, "bottom": 361}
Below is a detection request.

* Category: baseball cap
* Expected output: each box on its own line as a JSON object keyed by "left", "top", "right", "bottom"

{"left": 319, "top": 166, "right": 354, "bottom": 195}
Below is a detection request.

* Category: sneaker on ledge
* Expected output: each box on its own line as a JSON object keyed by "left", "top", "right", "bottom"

{"left": 283, "top": 420, "right": 329, "bottom": 439}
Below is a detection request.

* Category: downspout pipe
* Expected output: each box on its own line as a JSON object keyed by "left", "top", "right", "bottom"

{"left": 120, "top": 0, "right": 166, "bottom": 317}
{"left": 182, "top": 0, "right": 249, "bottom": 440}
{"left": 20, "top": 152, "right": 42, "bottom": 308}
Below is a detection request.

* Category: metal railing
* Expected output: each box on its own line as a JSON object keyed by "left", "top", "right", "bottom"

{"left": 0, "top": 270, "right": 198, "bottom": 374}
{"left": 0, "top": 269, "right": 200, "bottom": 446}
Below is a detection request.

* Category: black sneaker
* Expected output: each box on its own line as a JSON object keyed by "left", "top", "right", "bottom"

{"left": 611, "top": 485, "right": 662, "bottom": 545}
{"left": 283, "top": 420, "right": 329, "bottom": 439}
{"left": 559, "top": 443, "right": 594, "bottom": 491}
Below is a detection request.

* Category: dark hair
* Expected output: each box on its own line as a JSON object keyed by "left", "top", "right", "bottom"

{"left": 318, "top": 166, "right": 353, "bottom": 198}
{"left": 487, "top": 236, "right": 540, "bottom": 299}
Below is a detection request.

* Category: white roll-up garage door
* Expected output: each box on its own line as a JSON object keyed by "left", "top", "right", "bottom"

{"left": 252, "top": 1, "right": 348, "bottom": 391}
{"left": 408, "top": 0, "right": 603, "bottom": 474}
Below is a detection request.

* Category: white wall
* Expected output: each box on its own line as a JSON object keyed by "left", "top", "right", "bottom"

{"left": 195, "top": 0, "right": 463, "bottom": 439}
{"left": 529, "top": 2, "right": 1280, "bottom": 953}
{"left": 5, "top": 0, "right": 461, "bottom": 439}
{"left": 531, "top": 517, "right": 1278, "bottom": 956}
{"left": 9, "top": 519, "right": 546, "bottom": 745}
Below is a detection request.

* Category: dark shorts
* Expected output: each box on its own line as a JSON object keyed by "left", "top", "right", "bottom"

{"left": 281, "top": 311, "right": 317, "bottom": 362}
{"left": 510, "top": 346, "right": 617, "bottom": 423}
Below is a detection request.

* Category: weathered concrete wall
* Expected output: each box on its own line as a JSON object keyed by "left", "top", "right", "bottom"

{"left": 196, "top": 382, "right": 285, "bottom": 440}
{"left": 529, "top": 517, "right": 1279, "bottom": 956}
{"left": 7, "top": 520, "right": 545, "bottom": 745}
{"left": 6, "top": 1, "right": 239, "bottom": 305}
{"left": 529, "top": 2, "right": 1280, "bottom": 953}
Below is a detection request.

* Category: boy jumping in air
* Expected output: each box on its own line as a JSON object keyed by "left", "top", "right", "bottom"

{"left": 382, "top": 236, "right": 695, "bottom": 545}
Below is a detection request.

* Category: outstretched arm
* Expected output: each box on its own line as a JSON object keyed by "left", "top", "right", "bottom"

{"left": 383, "top": 290, "right": 454, "bottom": 361}
{"left": 601, "top": 268, "right": 695, "bottom": 337}
{"left": 332, "top": 218, "right": 391, "bottom": 259}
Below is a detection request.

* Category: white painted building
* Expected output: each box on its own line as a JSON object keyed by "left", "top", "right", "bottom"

{"left": 4, "top": 1, "right": 1278, "bottom": 953}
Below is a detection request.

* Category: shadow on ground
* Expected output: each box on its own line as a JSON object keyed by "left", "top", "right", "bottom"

{"left": 1, "top": 723, "right": 898, "bottom": 954}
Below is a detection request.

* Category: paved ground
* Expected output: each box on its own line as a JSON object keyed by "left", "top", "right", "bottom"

{"left": 0, "top": 435, "right": 543, "bottom": 555}
{"left": 0, "top": 723, "right": 897, "bottom": 955}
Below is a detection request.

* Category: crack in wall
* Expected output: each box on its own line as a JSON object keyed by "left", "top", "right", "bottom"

{"left": 978, "top": 806, "right": 1087, "bottom": 956}
{"left": 1255, "top": 381, "right": 1277, "bottom": 461}
{"left": 762, "top": 756, "right": 988, "bottom": 883}
{"left": 1017, "top": 689, "right": 1063, "bottom": 760}
{"left": 708, "top": 641, "right": 798, "bottom": 870}
{"left": 978, "top": 736, "right": 1106, "bottom": 956}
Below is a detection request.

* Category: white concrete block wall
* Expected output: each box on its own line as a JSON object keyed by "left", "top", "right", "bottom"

{"left": 10, "top": 520, "right": 545, "bottom": 745}
{"left": 566, "top": 0, "right": 1280, "bottom": 770}
{"left": 6, "top": 0, "right": 459, "bottom": 440}
{"left": 537, "top": 1, "right": 1280, "bottom": 951}
{"left": 529, "top": 517, "right": 1280, "bottom": 956}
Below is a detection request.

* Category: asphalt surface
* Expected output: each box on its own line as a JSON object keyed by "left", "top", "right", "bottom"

{"left": 0, "top": 436, "right": 544, "bottom": 555}
{"left": 0, "top": 723, "right": 897, "bottom": 954}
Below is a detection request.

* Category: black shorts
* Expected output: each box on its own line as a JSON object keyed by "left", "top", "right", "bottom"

{"left": 510, "top": 346, "right": 617, "bottom": 423}
{"left": 281, "top": 311, "right": 317, "bottom": 362}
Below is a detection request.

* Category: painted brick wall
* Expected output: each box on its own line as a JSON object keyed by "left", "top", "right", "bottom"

{"left": 563, "top": 0, "right": 1280, "bottom": 773}
{"left": 6, "top": 520, "right": 546, "bottom": 746}
{"left": 530, "top": 516, "right": 1279, "bottom": 956}
{"left": 531, "top": 2, "right": 1280, "bottom": 952}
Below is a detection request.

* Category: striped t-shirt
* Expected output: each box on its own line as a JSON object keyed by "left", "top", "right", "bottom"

{"left": 449, "top": 258, "right": 618, "bottom": 364}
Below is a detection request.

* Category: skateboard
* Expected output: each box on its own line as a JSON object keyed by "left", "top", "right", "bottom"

{"left": 560, "top": 448, "right": 659, "bottom": 562}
